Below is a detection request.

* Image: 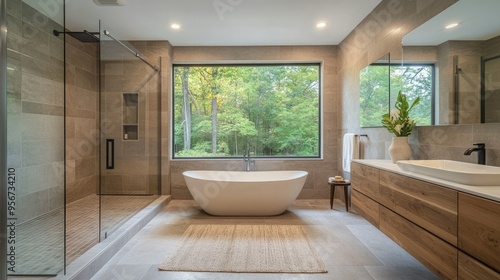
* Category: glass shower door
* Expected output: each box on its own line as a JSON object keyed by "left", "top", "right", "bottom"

{"left": 98, "top": 21, "right": 160, "bottom": 240}
{"left": 5, "top": 0, "right": 65, "bottom": 276}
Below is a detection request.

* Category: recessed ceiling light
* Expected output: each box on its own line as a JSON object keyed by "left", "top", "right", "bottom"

{"left": 316, "top": 22, "right": 327, "bottom": 28}
{"left": 92, "top": 0, "right": 125, "bottom": 6}
{"left": 445, "top": 22, "right": 459, "bottom": 29}
{"left": 171, "top": 24, "right": 181, "bottom": 30}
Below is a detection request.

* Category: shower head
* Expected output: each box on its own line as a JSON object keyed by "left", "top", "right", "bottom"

{"left": 52, "top": 30, "right": 100, "bottom": 43}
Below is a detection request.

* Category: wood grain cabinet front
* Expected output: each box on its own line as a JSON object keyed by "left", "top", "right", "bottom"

{"left": 380, "top": 206, "right": 458, "bottom": 280}
{"left": 350, "top": 162, "right": 500, "bottom": 279}
{"left": 379, "top": 171, "right": 458, "bottom": 246}
{"left": 458, "top": 193, "right": 500, "bottom": 273}
{"left": 458, "top": 251, "right": 500, "bottom": 280}
{"left": 351, "top": 189, "right": 380, "bottom": 227}
{"left": 351, "top": 162, "right": 381, "bottom": 203}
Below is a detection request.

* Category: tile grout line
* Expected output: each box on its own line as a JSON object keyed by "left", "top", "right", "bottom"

{"left": 55, "top": 195, "right": 171, "bottom": 280}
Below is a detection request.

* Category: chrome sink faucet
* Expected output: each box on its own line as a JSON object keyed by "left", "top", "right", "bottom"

{"left": 464, "top": 143, "right": 486, "bottom": 165}
{"left": 243, "top": 148, "right": 255, "bottom": 172}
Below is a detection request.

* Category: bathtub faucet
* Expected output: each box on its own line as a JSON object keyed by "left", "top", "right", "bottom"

{"left": 243, "top": 149, "right": 255, "bottom": 172}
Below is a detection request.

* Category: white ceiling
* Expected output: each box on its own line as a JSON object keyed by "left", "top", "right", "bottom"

{"left": 65, "top": 0, "right": 382, "bottom": 46}
{"left": 403, "top": 0, "right": 500, "bottom": 46}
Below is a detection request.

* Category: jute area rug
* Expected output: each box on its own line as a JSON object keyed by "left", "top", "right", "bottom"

{"left": 159, "top": 224, "right": 327, "bottom": 273}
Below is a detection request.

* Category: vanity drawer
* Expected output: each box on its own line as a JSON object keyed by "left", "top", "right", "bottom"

{"left": 379, "top": 170, "right": 458, "bottom": 245}
{"left": 459, "top": 193, "right": 500, "bottom": 272}
{"left": 351, "top": 162, "right": 381, "bottom": 203}
{"left": 352, "top": 189, "right": 379, "bottom": 227}
{"left": 458, "top": 251, "right": 500, "bottom": 280}
{"left": 380, "top": 206, "right": 458, "bottom": 280}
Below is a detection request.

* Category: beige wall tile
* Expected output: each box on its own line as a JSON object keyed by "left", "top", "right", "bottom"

{"left": 21, "top": 73, "right": 64, "bottom": 106}
{"left": 21, "top": 55, "right": 64, "bottom": 83}
{"left": 22, "top": 140, "right": 64, "bottom": 167}
{"left": 21, "top": 114, "right": 64, "bottom": 141}
{"left": 16, "top": 189, "right": 50, "bottom": 224}
{"left": 121, "top": 175, "right": 148, "bottom": 194}
{"left": 22, "top": 101, "right": 64, "bottom": 116}
{"left": 17, "top": 162, "right": 65, "bottom": 196}
{"left": 65, "top": 37, "right": 99, "bottom": 201}
{"left": 75, "top": 157, "right": 98, "bottom": 180}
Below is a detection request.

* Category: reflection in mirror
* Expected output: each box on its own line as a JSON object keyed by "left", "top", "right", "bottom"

{"left": 402, "top": 0, "right": 500, "bottom": 125}
{"left": 359, "top": 54, "right": 390, "bottom": 127}
{"left": 482, "top": 54, "right": 500, "bottom": 122}
{"left": 359, "top": 54, "right": 431, "bottom": 127}
{"left": 390, "top": 63, "right": 434, "bottom": 126}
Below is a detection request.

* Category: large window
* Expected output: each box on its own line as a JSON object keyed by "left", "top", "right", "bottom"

{"left": 172, "top": 64, "right": 321, "bottom": 159}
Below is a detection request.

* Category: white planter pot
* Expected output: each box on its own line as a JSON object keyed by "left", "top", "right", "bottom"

{"left": 388, "top": 136, "right": 412, "bottom": 163}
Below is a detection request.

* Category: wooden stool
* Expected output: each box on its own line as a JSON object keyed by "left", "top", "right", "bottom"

{"left": 327, "top": 180, "right": 351, "bottom": 211}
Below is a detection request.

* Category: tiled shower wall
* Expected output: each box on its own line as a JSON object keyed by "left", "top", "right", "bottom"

{"left": 338, "top": 0, "right": 500, "bottom": 169}
{"left": 65, "top": 36, "right": 99, "bottom": 203}
{"left": 100, "top": 41, "right": 170, "bottom": 195}
{"left": 6, "top": 1, "right": 65, "bottom": 223}
{"left": 65, "top": 39, "right": 170, "bottom": 199}
{"left": 168, "top": 46, "right": 339, "bottom": 199}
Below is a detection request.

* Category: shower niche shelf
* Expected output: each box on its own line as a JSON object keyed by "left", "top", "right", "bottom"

{"left": 123, "top": 93, "right": 139, "bottom": 141}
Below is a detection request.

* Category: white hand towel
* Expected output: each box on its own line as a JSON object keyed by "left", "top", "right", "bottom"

{"left": 342, "top": 133, "right": 359, "bottom": 173}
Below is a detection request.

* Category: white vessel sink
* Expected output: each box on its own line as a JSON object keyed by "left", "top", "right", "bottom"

{"left": 396, "top": 160, "right": 500, "bottom": 186}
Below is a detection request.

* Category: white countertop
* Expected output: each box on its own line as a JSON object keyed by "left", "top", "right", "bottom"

{"left": 352, "top": 159, "right": 500, "bottom": 203}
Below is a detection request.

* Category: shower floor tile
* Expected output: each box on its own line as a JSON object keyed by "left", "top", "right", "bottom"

{"left": 9, "top": 195, "right": 157, "bottom": 277}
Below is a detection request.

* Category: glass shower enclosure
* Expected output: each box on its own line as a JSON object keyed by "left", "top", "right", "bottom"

{"left": 2, "top": 2, "right": 161, "bottom": 275}
{"left": 98, "top": 20, "right": 160, "bottom": 241}
{"left": 5, "top": 0, "right": 65, "bottom": 276}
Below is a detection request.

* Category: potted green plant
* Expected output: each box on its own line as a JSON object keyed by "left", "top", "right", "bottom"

{"left": 381, "top": 90, "right": 420, "bottom": 163}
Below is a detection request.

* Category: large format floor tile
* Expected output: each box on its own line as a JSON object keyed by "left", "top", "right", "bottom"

{"left": 91, "top": 199, "right": 439, "bottom": 280}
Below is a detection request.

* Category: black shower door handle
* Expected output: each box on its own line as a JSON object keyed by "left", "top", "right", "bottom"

{"left": 106, "top": 139, "right": 114, "bottom": 169}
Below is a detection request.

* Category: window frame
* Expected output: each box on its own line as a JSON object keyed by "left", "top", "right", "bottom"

{"left": 170, "top": 62, "right": 323, "bottom": 160}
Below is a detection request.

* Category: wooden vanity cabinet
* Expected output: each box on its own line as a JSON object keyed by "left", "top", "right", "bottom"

{"left": 351, "top": 163, "right": 381, "bottom": 226}
{"left": 458, "top": 252, "right": 500, "bottom": 280}
{"left": 351, "top": 161, "right": 500, "bottom": 280}
{"left": 379, "top": 206, "right": 457, "bottom": 280}
{"left": 379, "top": 170, "right": 458, "bottom": 246}
{"left": 351, "top": 189, "right": 380, "bottom": 226}
{"left": 351, "top": 162, "right": 458, "bottom": 279}
{"left": 351, "top": 162, "right": 380, "bottom": 202}
{"left": 458, "top": 193, "right": 500, "bottom": 273}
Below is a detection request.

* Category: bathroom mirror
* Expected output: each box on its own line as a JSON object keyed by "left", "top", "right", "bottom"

{"left": 359, "top": 53, "right": 431, "bottom": 127}
{"left": 402, "top": 0, "right": 500, "bottom": 125}
{"left": 359, "top": 54, "right": 390, "bottom": 127}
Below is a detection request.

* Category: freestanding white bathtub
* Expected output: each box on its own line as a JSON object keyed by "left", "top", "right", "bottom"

{"left": 183, "top": 170, "right": 308, "bottom": 216}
